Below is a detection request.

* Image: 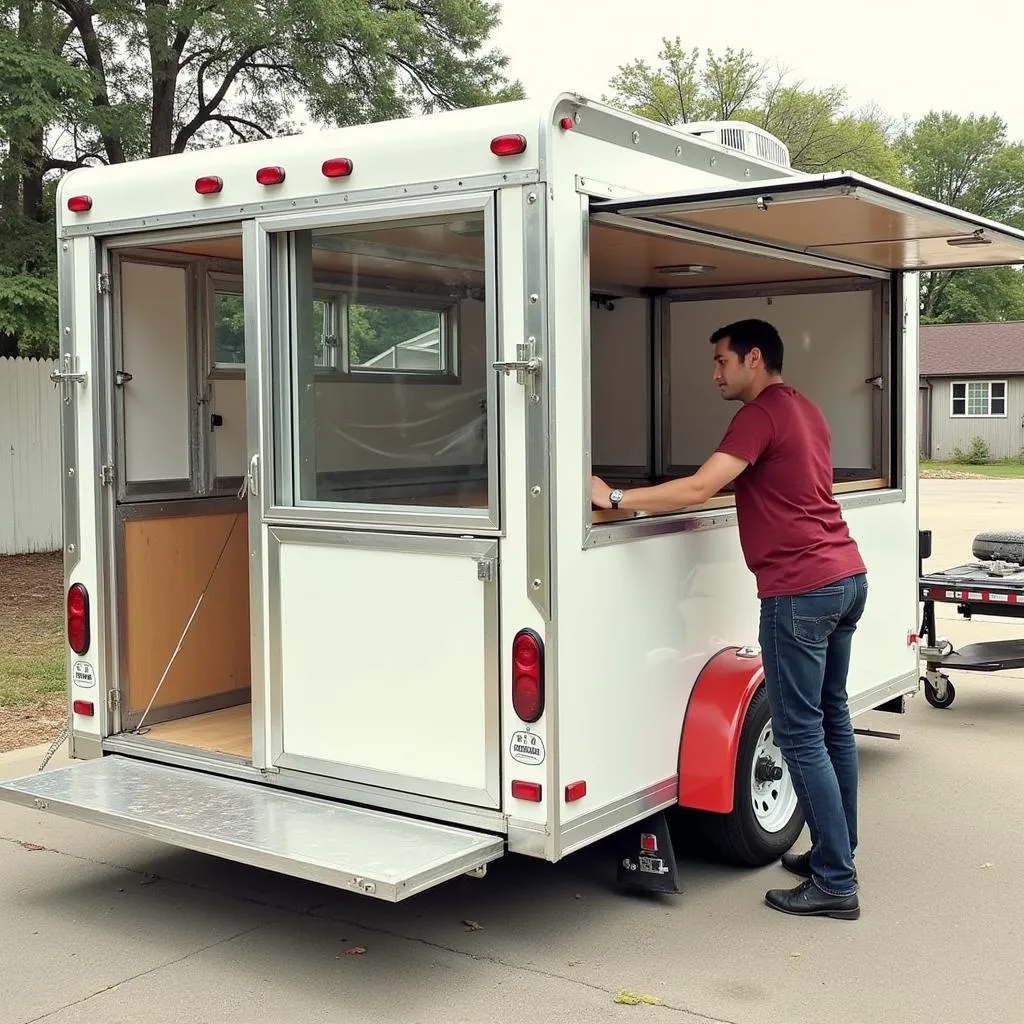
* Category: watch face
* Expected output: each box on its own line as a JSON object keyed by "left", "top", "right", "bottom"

{"left": 610, "top": 488, "right": 623, "bottom": 504}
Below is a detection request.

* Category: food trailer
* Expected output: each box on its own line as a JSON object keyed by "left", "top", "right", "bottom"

{"left": 4, "top": 92, "right": 1024, "bottom": 901}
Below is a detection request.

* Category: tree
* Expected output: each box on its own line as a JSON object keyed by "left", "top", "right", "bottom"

{"left": 56, "top": 0, "right": 522, "bottom": 165}
{"left": 603, "top": 38, "right": 902, "bottom": 181}
{"left": 0, "top": 2, "right": 91, "bottom": 356}
{"left": 0, "top": 0, "right": 522, "bottom": 355}
{"left": 897, "top": 112, "right": 1024, "bottom": 323}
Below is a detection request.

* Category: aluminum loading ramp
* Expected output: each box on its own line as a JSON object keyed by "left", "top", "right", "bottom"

{"left": 0, "top": 756, "right": 503, "bottom": 901}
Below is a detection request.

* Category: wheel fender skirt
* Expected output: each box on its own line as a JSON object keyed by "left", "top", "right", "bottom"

{"left": 678, "top": 647, "right": 764, "bottom": 814}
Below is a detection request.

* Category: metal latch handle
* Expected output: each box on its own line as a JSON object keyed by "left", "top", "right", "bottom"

{"left": 493, "top": 339, "right": 542, "bottom": 401}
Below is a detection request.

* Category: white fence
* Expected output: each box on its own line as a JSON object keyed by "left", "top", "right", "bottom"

{"left": 0, "top": 357, "right": 62, "bottom": 555}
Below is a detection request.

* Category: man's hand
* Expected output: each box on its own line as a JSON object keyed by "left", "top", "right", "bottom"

{"left": 591, "top": 475, "right": 613, "bottom": 509}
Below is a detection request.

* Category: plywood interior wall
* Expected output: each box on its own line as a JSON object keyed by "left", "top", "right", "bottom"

{"left": 123, "top": 510, "right": 250, "bottom": 714}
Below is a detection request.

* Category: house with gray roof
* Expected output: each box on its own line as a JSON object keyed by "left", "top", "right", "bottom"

{"left": 919, "top": 322, "right": 1024, "bottom": 461}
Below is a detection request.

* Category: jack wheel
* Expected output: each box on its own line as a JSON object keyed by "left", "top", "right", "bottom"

{"left": 924, "top": 675, "right": 956, "bottom": 709}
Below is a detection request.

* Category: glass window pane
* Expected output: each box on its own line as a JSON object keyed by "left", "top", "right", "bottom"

{"left": 992, "top": 397, "right": 1006, "bottom": 415}
{"left": 213, "top": 292, "right": 246, "bottom": 366}
{"left": 991, "top": 381, "right": 1006, "bottom": 398}
{"left": 349, "top": 303, "right": 444, "bottom": 371}
{"left": 284, "top": 211, "right": 489, "bottom": 511}
{"left": 952, "top": 382, "right": 966, "bottom": 399}
{"left": 952, "top": 397, "right": 966, "bottom": 416}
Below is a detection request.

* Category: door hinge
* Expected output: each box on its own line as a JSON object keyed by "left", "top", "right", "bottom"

{"left": 97, "top": 272, "right": 111, "bottom": 295}
{"left": 99, "top": 464, "right": 114, "bottom": 486}
{"left": 476, "top": 558, "right": 496, "bottom": 583}
{"left": 107, "top": 689, "right": 120, "bottom": 712}
{"left": 49, "top": 353, "right": 88, "bottom": 404}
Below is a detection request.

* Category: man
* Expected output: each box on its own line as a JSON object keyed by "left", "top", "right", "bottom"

{"left": 591, "top": 318, "right": 867, "bottom": 921}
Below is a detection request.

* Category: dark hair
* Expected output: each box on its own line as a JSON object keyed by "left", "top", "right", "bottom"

{"left": 709, "top": 318, "right": 784, "bottom": 373}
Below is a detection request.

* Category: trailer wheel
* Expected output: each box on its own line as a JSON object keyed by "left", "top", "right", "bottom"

{"left": 924, "top": 674, "right": 956, "bottom": 709}
{"left": 972, "top": 530, "right": 1024, "bottom": 565}
{"left": 693, "top": 687, "right": 804, "bottom": 867}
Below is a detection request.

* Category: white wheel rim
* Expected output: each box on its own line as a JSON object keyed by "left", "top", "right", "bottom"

{"left": 749, "top": 720, "right": 798, "bottom": 833}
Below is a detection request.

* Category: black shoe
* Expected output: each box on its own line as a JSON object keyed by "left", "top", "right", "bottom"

{"left": 765, "top": 878, "right": 860, "bottom": 920}
{"left": 781, "top": 850, "right": 858, "bottom": 883}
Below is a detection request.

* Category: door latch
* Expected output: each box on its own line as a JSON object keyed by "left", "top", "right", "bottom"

{"left": 50, "top": 354, "right": 87, "bottom": 404}
{"left": 493, "top": 338, "right": 542, "bottom": 402}
{"left": 114, "top": 369, "right": 133, "bottom": 387}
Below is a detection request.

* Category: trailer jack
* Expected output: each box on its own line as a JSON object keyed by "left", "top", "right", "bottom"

{"left": 615, "top": 811, "right": 681, "bottom": 895}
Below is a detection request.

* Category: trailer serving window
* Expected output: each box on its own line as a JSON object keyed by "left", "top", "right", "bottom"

{"left": 263, "top": 195, "right": 498, "bottom": 529}
{"left": 586, "top": 218, "right": 892, "bottom": 527}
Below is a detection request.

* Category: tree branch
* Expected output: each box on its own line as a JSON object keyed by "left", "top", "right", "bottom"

{"left": 173, "top": 44, "right": 263, "bottom": 152}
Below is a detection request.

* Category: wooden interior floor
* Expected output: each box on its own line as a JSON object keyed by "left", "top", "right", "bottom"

{"left": 142, "top": 704, "right": 252, "bottom": 759}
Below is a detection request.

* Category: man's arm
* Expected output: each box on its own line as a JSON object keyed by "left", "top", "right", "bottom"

{"left": 591, "top": 451, "right": 749, "bottom": 513}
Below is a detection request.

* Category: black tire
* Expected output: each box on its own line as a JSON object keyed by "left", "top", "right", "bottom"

{"left": 924, "top": 676, "right": 956, "bottom": 709}
{"left": 689, "top": 687, "right": 805, "bottom": 867}
{"left": 972, "top": 530, "right": 1024, "bottom": 564}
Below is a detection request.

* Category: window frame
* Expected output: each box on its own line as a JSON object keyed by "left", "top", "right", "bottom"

{"left": 950, "top": 379, "right": 1007, "bottom": 418}
{"left": 312, "top": 284, "right": 461, "bottom": 383}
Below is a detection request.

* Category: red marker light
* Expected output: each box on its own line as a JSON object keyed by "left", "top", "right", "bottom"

{"left": 640, "top": 833, "right": 658, "bottom": 853}
{"left": 73, "top": 700, "right": 95, "bottom": 717}
{"left": 511, "top": 780, "right": 542, "bottom": 802}
{"left": 565, "top": 780, "right": 587, "bottom": 802}
{"left": 195, "top": 175, "right": 223, "bottom": 195}
{"left": 67, "top": 195, "right": 93, "bottom": 213}
{"left": 490, "top": 134, "right": 527, "bottom": 157}
{"left": 256, "top": 166, "right": 286, "bottom": 185}
{"left": 559, "top": 117, "right": 575, "bottom": 131}
{"left": 322, "top": 157, "right": 353, "bottom": 178}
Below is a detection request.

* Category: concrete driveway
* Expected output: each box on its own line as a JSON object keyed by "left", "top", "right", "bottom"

{"left": 2, "top": 480, "right": 1022, "bottom": 1024}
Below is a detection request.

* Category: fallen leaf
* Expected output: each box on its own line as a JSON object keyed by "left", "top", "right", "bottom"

{"left": 790, "top": 953, "right": 801, "bottom": 959}
{"left": 344, "top": 946, "right": 367, "bottom": 956}
{"left": 19, "top": 842, "right": 46, "bottom": 852}
{"left": 463, "top": 919, "right": 484, "bottom": 931}
{"left": 614, "top": 992, "right": 662, "bottom": 1006}
{"left": 568, "top": 959, "right": 583, "bottom": 967}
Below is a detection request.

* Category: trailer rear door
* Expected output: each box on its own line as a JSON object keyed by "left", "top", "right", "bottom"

{"left": 595, "top": 171, "right": 1024, "bottom": 272}
{"left": 243, "top": 193, "right": 504, "bottom": 809}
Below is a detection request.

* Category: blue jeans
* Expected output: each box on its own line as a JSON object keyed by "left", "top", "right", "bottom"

{"left": 759, "top": 573, "right": 868, "bottom": 897}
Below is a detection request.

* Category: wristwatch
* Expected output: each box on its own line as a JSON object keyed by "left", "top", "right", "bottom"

{"left": 609, "top": 488, "right": 623, "bottom": 509}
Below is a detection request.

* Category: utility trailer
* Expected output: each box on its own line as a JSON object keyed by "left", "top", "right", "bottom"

{"left": 5, "top": 92, "right": 1024, "bottom": 901}
{"left": 918, "top": 529, "right": 1024, "bottom": 709}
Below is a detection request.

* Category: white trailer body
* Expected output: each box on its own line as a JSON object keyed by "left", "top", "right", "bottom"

{"left": 5, "top": 93, "right": 1024, "bottom": 901}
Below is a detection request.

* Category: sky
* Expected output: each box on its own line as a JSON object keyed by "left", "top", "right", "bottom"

{"left": 489, "top": 0, "right": 1024, "bottom": 140}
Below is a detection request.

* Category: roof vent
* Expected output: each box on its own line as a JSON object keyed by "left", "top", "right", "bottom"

{"left": 679, "top": 120, "right": 791, "bottom": 168}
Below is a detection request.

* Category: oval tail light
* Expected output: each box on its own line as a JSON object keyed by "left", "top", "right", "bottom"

{"left": 67, "top": 195, "right": 93, "bottom": 213}
{"left": 512, "top": 627, "right": 544, "bottom": 722}
{"left": 322, "top": 157, "right": 353, "bottom": 178}
{"left": 490, "top": 134, "right": 527, "bottom": 157}
{"left": 256, "top": 165, "right": 286, "bottom": 186}
{"left": 195, "top": 175, "right": 223, "bottom": 195}
{"left": 67, "top": 583, "right": 90, "bottom": 656}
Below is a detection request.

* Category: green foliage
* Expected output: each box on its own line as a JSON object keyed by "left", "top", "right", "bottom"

{"left": 603, "top": 38, "right": 901, "bottom": 178}
{"left": 348, "top": 303, "right": 439, "bottom": 366}
{"left": 952, "top": 436, "right": 991, "bottom": 465}
{"left": 896, "top": 112, "right": 1024, "bottom": 324}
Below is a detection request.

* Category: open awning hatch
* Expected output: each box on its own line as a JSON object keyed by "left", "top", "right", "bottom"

{"left": 0, "top": 755, "right": 503, "bottom": 901}
{"left": 597, "top": 171, "right": 1024, "bottom": 273}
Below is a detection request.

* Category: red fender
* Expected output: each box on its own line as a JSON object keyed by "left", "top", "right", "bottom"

{"left": 678, "top": 647, "right": 764, "bottom": 814}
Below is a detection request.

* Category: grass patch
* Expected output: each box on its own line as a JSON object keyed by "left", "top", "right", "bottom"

{"left": 921, "top": 459, "right": 1024, "bottom": 478}
{"left": 0, "top": 656, "right": 66, "bottom": 706}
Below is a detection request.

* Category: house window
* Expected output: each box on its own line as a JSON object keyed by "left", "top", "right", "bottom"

{"left": 347, "top": 301, "right": 447, "bottom": 373}
{"left": 211, "top": 287, "right": 246, "bottom": 372}
{"left": 951, "top": 381, "right": 1006, "bottom": 417}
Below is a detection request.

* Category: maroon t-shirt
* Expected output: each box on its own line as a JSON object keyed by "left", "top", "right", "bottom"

{"left": 715, "top": 383, "right": 866, "bottom": 599}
